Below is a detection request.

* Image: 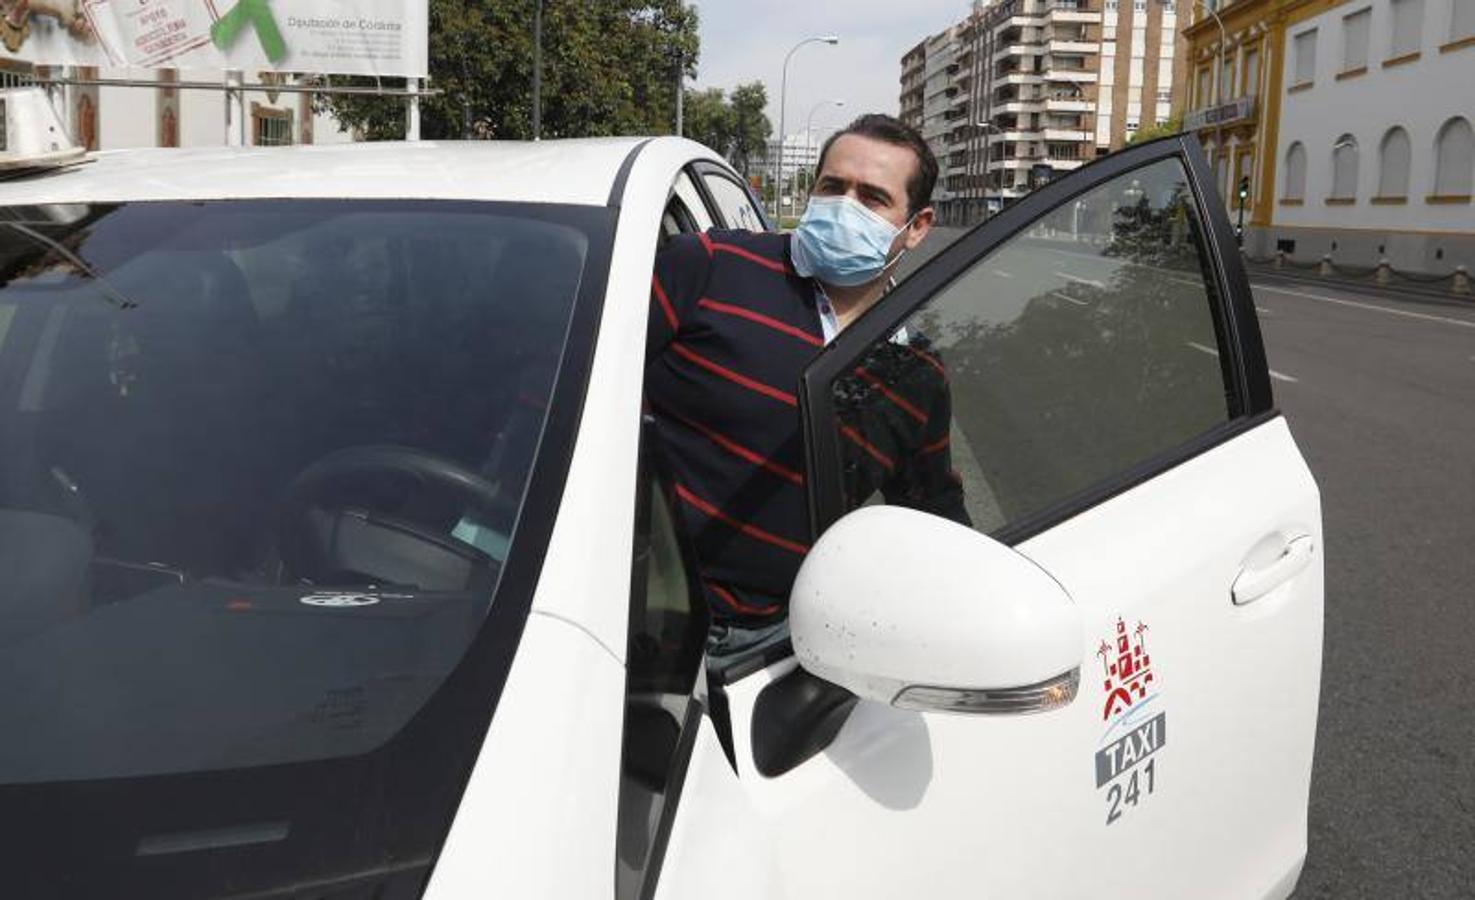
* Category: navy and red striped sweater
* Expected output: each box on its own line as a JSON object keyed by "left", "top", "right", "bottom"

{"left": 646, "top": 228, "right": 967, "bottom": 624}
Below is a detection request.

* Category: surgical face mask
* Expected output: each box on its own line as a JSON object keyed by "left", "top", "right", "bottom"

{"left": 790, "top": 195, "right": 916, "bottom": 287}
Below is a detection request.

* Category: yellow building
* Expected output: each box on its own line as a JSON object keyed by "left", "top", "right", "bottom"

{"left": 1179, "top": 0, "right": 1289, "bottom": 234}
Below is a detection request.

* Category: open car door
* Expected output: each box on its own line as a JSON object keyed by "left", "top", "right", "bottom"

{"left": 657, "top": 135, "right": 1323, "bottom": 900}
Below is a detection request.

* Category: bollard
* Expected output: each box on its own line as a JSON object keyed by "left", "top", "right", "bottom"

{"left": 1319, "top": 254, "right": 1334, "bottom": 277}
{"left": 1454, "top": 265, "right": 1471, "bottom": 296}
{"left": 1275, "top": 249, "right": 1285, "bottom": 270}
{"left": 1376, "top": 259, "right": 1392, "bottom": 285}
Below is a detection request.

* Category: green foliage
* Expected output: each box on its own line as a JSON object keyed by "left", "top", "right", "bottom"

{"left": 679, "top": 80, "right": 771, "bottom": 178}
{"left": 1127, "top": 116, "right": 1183, "bottom": 146}
{"left": 317, "top": 0, "right": 699, "bottom": 141}
{"left": 727, "top": 82, "right": 771, "bottom": 178}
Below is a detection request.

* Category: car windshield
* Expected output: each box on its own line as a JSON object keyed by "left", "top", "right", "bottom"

{"left": 0, "top": 199, "right": 611, "bottom": 896}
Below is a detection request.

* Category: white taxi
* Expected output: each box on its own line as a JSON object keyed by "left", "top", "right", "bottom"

{"left": 0, "top": 87, "right": 1322, "bottom": 899}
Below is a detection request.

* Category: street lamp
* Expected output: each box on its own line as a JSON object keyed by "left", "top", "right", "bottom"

{"left": 796, "top": 98, "right": 845, "bottom": 217}
{"left": 777, "top": 35, "right": 840, "bottom": 218}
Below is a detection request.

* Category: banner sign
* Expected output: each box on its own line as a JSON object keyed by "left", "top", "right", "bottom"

{"left": 0, "top": 0, "right": 427, "bottom": 78}
{"left": 1184, "top": 96, "right": 1258, "bottom": 132}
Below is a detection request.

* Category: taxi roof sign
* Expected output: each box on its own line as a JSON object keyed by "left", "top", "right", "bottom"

{"left": 0, "top": 87, "right": 87, "bottom": 175}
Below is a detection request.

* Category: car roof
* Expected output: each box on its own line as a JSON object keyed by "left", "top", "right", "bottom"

{"left": 0, "top": 138, "right": 653, "bottom": 207}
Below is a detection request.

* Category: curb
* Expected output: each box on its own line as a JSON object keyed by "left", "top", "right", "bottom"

{"left": 1243, "top": 263, "right": 1475, "bottom": 308}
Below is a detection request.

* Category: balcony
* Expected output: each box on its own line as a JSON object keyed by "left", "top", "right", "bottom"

{"left": 1048, "top": 39, "right": 1097, "bottom": 54}
{"left": 1043, "top": 3, "right": 1101, "bottom": 24}
{"left": 1042, "top": 128, "right": 1092, "bottom": 141}
{"left": 1044, "top": 67, "right": 1098, "bottom": 83}
{"left": 1044, "top": 95, "right": 1092, "bottom": 112}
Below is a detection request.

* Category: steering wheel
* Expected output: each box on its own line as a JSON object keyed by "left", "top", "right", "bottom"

{"left": 278, "top": 445, "right": 515, "bottom": 592}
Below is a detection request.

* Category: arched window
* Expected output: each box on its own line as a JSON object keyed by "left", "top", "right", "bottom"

{"left": 1331, "top": 134, "right": 1359, "bottom": 200}
{"left": 1284, "top": 142, "right": 1307, "bottom": 200}
{"left": 1433, "top": 117, "right": 1475, "bottom": 198}
{"left": 1377, "top": 127, "right": 1412, "bottom": 198}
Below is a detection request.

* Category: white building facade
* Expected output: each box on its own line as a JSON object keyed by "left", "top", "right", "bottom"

{"left": 1266, "top": 0, "right": 1475, "bottom": 272}
{"left": 2, "top": 61, "right": 355, "bottom": 150}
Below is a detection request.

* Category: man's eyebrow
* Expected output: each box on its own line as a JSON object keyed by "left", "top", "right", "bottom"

{"left": 856, "top": 181, "right": 894, "bottom": 205}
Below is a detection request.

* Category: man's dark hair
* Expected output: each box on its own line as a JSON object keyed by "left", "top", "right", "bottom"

{"left": 815, "top": 113, "right": 938, "bottom": 217}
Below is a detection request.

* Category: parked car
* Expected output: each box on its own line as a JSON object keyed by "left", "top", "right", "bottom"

{"left": 0, "top": 90, "right": 1321, "bottom": 900}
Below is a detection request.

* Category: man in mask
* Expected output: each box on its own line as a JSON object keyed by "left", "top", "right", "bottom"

{"left": 646, "top": 113, "right": 965, "bottom": 659}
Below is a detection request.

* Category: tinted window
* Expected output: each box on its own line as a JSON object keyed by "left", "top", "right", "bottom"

{"left": 0, "top": 199, "right": 607, "bottom": 896}
{"left": 824, "top": 157, "right": 1233, "bottom": 534}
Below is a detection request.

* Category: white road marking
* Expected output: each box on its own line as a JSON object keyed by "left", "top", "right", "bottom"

{"left": 1256, "top": 306, "right": 1271, "bottom": 314}
{"left": 1164, "top": 275, "right": 1203, "bottom": 288}
{"left": 1254, "top": 283, "right": 1475, "bottom": 330}
{"left": 1052, "top": 291, "right": 1089, "bottom": 306}
{"left": 1187, "top": 340, "right": 1300, "bottom": 383}
{"left": 1055, "top": 271, "right": 1106, "bottom": 289}
{"left": 992, "top": 269, "right": 1015, "bottom": 278}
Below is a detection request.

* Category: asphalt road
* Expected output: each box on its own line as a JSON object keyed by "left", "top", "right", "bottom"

{"left": 906, "top": 227, "right": 1475, "bottom": 897}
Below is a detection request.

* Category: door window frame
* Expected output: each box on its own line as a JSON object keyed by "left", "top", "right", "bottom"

{"left": 690, "top": 160, "right": 775, "bottom": 231}
{"left": 615, "top": 420, "right": 711, "bottom": 900}
{"left": 798, "top": 135, "right": 1275, "bottom": 544}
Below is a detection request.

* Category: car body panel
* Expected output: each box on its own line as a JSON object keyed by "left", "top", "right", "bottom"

{"left": 0, "top": 139, "right": 650, "bottom": 207}
{"left": 522, "top": 137, "right": 724, "bottom": 663}
{"left": 424, "top": 611, "right": 625, "bottom": 899}
{"left": 705, "top": 420, "right": 1321, "bottom": 900}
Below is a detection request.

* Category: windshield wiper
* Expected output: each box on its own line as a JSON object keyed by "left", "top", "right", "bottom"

{"left": 3, "top": 222, "right": 140, "bottom": 309}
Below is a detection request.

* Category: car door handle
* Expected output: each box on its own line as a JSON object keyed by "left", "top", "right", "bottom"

{"left": 1232, "top": 535, "right": 1315, "bottom": 605}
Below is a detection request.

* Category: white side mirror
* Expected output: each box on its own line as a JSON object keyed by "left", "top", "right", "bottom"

{"left": 790, "top": 505, "right": 1083, "bottom": 714}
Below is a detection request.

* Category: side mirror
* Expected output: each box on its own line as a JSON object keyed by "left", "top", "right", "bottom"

{"left": 790, "top": 506, "right": 1083, "bottom": 715}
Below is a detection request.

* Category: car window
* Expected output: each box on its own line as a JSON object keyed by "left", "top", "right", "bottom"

{"left": 616, "top": 429, "right": 707, "bottom": 900}
{"left": 701, "top": 171, "right": 767, "bottom": 231}
{"left": 660, "top": 173, "right": 716, "bottom": 249}
{"left": 674, "top": 172, "right": 716, "bottom": 231}
{"left": 0, "top": 199, "right": 611, "bottom": 896}
{"left": 818, "top": 157, "right": 1234, "bottom": 536}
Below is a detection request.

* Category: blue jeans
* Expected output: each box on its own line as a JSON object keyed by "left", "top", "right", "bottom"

{"left": 706, "top": 618, "right": 791, "bottom": 661}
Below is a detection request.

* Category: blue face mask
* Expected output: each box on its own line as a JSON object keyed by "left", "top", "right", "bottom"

{"left": 790, "top": 195, "right": 916, "bottom": 287}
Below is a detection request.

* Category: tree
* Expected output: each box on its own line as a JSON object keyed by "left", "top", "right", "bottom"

{"left": 727, "top": 82, "right": 771, "bottom": 178}
{"left": 1127, "top": 116, "right": 1183, "bottom": 146}
{"left": 318, "top": 0, "right": 699, "bottom": 141}
{"left": 682, "top": 87, "right": 733, "bottom": 157}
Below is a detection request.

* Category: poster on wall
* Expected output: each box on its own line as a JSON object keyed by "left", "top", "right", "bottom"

{"left": 0, "top": 0, "right": 427, "bottom": 78}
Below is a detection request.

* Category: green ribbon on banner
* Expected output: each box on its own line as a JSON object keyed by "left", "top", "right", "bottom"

{"left": 211, "top": 0, "right": 287, "bottom": 64}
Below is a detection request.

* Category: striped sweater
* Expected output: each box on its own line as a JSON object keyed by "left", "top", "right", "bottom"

{"left": 646, "top": 228, "right": 967, "bottom": 624}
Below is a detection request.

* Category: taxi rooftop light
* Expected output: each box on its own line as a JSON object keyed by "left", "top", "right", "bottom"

{"left": 0, "top": 87, "right": 87, "bottom": 175}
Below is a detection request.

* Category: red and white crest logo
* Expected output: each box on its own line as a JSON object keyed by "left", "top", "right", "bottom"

{"left": 1098, "top": 617, "right": 1155, "bottom": 722}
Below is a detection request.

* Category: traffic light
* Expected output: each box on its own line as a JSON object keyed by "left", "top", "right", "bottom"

{"left": 1237, "top": 176, "right": 1251, "bottom": 203}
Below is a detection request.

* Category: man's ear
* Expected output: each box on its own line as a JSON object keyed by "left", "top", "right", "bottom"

{"left": 904, "top": 207, "right": 935, "bottom": 250}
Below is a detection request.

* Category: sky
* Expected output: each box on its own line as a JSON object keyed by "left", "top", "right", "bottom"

{"left": 690, "top": 0, "right": 979, "bottom": 145}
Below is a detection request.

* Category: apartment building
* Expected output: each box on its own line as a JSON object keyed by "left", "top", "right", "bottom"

{"left": 902, "top": 0, "right": 1184, "bottom": 222}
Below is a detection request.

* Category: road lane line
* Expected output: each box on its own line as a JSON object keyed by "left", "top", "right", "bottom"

{"left": 1054, "top": 271, "right": 1106, "bottom": 289}
{"left": 1187, "top": 340, "right": 1299, "bottom": 383}
{"left": 1052, "top": 291, "right": 1089, "bottom": 307}
{"left": 1253, "top": 283, "right": 1475, "bottom": 329}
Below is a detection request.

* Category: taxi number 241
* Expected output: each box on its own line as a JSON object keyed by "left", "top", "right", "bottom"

{"left": 1105, "top": 758, "right": 1156, "bottom": 825}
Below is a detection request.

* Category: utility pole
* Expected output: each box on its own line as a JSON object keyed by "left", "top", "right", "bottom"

{"left": 532, "top": 0, "right": 543, "bottom": 140}
{"left": 675, "top": 51, "right": 684, "bottom": 136}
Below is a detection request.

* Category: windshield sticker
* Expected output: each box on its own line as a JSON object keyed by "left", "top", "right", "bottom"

{"left": 1095, "top": 617, "right": 1164, "bottom": 825}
